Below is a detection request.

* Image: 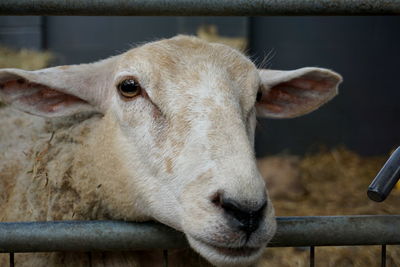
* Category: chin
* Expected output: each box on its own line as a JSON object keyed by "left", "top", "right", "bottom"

{"left": 186, "top": 235, "right": 266, "bottom": 267}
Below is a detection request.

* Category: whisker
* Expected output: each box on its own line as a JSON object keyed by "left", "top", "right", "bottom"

{"left": 258, "top": 49, "right": 276, "bottom": 69}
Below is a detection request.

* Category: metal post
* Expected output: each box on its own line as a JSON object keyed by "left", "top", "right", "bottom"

{"left": 9, "top": 253, "right": 14, "bottom": 267}
{"left": 310, "top": 246, "right": 315, "bottom": 267}
{"left": 381, "top": 245, "right": 386, "bottom": 267}
{"left": 163, "top": 250, "right": 168, "bottom": 267}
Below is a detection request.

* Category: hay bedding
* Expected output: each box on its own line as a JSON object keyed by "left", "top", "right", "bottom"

{"left": 0, "top": 46, "right": 52, "bottom": 70}
{"left": 258, "top": 148, "right": 400, "bottom": 267}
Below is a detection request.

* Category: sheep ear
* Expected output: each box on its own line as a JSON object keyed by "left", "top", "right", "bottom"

{"left": 256, "top": 67, "right": 342, "bottom": 119}
{"left": 0, "top": 59, "right": 113, "bottom": 117}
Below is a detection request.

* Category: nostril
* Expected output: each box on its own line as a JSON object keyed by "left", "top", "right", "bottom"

{"left": 218, "top": 196, "right": 267, "bottom": 235}
{"left": 211, "top": 191, "right": 223, "bottom": 207}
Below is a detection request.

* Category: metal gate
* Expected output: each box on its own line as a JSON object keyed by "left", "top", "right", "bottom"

{"left": 1, "top": 215, "right": 399, "bottom": 266}
{"left": 1, "top": 1, "right": 400, "bottom": 267}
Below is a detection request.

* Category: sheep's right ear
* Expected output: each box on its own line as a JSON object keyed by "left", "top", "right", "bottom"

{"left": 0, "top": 58, "right": 114, "bottom": 117}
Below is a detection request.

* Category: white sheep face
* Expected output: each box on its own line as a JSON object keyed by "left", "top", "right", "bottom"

{"left": 0, "top": 35, "right": 342, "bottom": 267}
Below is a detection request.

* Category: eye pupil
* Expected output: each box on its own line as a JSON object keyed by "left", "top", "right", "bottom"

{"left": 256, "top": 90, "right": 263, "bottom": 102}
{"left": 118, "top": 79, "right": 141, "bottom": 98}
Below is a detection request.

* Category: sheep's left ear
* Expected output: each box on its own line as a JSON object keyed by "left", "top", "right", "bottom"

{"left": 256, "top": 67, "right": 342, "bottom": 118}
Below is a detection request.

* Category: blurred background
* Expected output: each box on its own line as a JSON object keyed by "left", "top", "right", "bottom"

{"left": 1, "top": 16, "right": 399, "bottom": 157}
{"left": 2, "top": 16, "right": 400, "bottom": 265}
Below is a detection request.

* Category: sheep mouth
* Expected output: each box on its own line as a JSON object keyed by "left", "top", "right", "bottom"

{"left": 208, "top": 243, "right": 260, "bottom": 257}
{"left": 190, "top": 236, "right": 263, "bottom": 258}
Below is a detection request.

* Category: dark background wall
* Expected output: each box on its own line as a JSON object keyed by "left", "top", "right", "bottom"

{"left": 0, "top": 16, "right": 399, "bottom": 157}
{"left": 250, "top": 17, "right": 400, "bottom": 156}
{"left": 0, "top": 16, "right": 43, "bottom": 49}
{"left": 44, "top": 17, "right": 247, "bottom": 65}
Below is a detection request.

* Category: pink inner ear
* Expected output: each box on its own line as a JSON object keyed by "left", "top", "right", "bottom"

{"left": 0, "top": 79, "right": 87, "bottom": 113}
{"left": 257, "top": 77, "right": 336, "bottom": 117}
{"left": 260, "top": 80, "right": 308, "bottom": 110}
{"left": 288, "top": 77, "right": 336, "bottom": 92}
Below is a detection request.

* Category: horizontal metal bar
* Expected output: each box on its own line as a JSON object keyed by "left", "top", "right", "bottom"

{"left": 0, "top": 0, "right": 400, "bottom": 16}
{"left": 271, "top": 215, "right": 400, "bottom": 247}
{"left": 0, "top": 221, "right": 188, "bottom": 252}
{"left": 0, "top": 215, "right": 399, "bottom": 253}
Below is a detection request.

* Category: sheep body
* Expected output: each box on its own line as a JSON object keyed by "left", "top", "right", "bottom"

{"left": 0, "top": 107, "right": 150, "bottom": 266}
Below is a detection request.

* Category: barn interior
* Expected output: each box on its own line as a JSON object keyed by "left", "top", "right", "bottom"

{"left": 1, "top": 16, "right": 400, "bottom": 266}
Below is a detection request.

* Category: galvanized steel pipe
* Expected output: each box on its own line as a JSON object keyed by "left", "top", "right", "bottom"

{"left": 0, "top": 215, "right": 399, "bottom": 252}
{"left": 0, "top": 0, "right": 400, "bottom": 16}
{"left": 271, "top": 215, "right": 400, "bottom": 247}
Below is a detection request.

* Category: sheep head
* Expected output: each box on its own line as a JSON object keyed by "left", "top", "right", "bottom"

{"left": 0, "top": 35, "right": 342, "bottom": 266}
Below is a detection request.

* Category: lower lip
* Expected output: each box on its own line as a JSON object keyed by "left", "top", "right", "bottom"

{"left": 211, "top": 245, "right": 260, "bottom": 257}
{"left": 193, "top": 237, "right": 262, "bottom": 258}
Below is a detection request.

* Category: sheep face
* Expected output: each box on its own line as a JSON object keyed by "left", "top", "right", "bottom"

{"left": 111, "top": 37, "right": 274, "bottom": 266}
{"left": 0, "top": 35, "right": 341, "bottom": 266}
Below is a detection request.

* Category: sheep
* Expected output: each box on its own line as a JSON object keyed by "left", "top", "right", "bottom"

{"left": 0, "top": 35, "right": 342, "bottom": 267}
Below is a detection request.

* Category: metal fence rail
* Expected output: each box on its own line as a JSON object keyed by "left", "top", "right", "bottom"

{"left": 1, "top": 0, "right": 400, "bottom": 16}
{"left": 0, "top": 215, "right": 399, "bottom": 253}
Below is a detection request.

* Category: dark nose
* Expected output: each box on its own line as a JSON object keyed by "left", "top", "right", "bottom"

{"left": 212, "top": 193, "right": 267, "bottom": 235}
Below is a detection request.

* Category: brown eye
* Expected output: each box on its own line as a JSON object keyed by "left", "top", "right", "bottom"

{"left": 256, "top": 90, "right": 263, "bottom": 102}
{"left": 118, "top": 79, "right": 141, "bottom": 98}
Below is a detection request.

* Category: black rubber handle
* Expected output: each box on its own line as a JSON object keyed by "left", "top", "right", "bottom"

{"left": 367, "top": 146, "right": 400, "bottom": 202}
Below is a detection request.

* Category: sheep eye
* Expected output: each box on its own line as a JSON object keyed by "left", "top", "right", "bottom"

{"left": 118, "top": 79, "right": 141, "bottom": 98}
{"left": 256, "top": 90, "right": 263, "bottom": 102}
